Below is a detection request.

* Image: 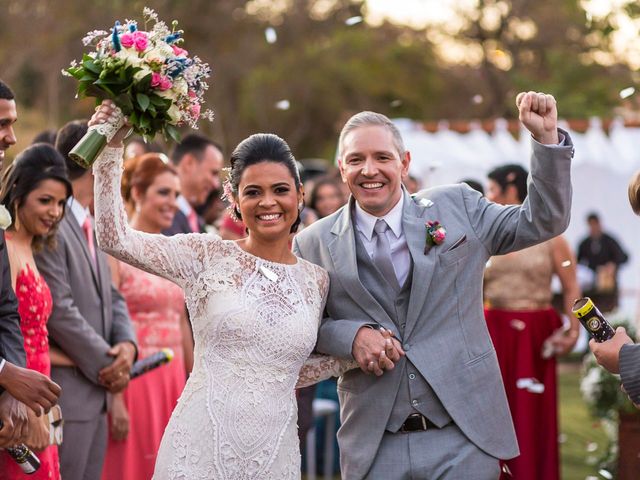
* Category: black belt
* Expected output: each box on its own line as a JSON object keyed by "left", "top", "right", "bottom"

{"left": 399, "top": 413, "right": 437, "bottom": 433}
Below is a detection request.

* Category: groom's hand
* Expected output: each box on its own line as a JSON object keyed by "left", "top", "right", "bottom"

{"left": 352, "top": 327, "right": 404, "bottom": 376}
{"left": 516, "top": 91, "right": 559, "bottom": 145}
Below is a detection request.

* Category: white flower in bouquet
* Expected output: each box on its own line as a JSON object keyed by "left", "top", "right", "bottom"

{"left": 167, "top": 104, "right": 182, "bottom": 124}
{"left": 0, "top": 205, "right": 12, "bottom": 230}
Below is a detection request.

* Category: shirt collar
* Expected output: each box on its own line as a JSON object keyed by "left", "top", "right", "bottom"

{"left": 176, "top": 195, "right": 193, "bottom": 216}
{"left": 354, "top": 194, "right": 404, "bottom": 241}
{"left": 67, "top": 197, "right": 90, "bottom": 227}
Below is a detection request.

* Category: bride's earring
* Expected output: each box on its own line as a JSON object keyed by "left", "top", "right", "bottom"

{"left": 135, "top": 202, "right": 141, "bottom": 213}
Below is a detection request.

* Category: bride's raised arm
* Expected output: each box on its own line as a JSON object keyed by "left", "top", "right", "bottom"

{"left": 91, "top": 103, "right": 210, "bottom": 288}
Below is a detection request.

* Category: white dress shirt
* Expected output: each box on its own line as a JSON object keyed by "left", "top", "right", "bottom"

{"left": 354, "top": 195, "right": 411, "bottom": 287}
{"left": 67, "top": 197, "right": 90, "bottom": 228}
{"left": 176, "top": 195, "right": 195, "bottom": 218}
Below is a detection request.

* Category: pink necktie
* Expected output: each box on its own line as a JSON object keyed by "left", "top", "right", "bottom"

{"left": 187, "top": 209, "right": 199, "bottom": 233}
{"left": 82, "top": 216, "right": 97, "bottom": 266}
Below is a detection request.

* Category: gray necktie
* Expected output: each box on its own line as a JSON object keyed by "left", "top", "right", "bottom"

{"left": 373, "top": 219, "right": 399, "bottom": 291}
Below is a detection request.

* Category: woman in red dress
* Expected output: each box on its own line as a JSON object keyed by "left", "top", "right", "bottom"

{"left": 0, "top": 143, "right": 72, "bottom": 480}
{"left": 101, "top": 153, "right": 191, "bottom": 480}
{"left": 483, "top": 164, "right": 581, "bottom": 480}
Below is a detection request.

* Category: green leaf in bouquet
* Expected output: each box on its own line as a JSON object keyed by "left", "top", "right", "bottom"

{"left": 136, "top": 93, "right": 150, "bottom": 112}
{"left": 80, "top": 74, "right": 98, "bottom": 82}
{"left": 129, "top": 110, "right": 139, "bottom": 127}
{"left": 136, "top": 73, "right": 152, "bottom": 93}
{"left": 82, "top": 58, "right": 101, "bottom": 75}
{"left": 165, "top": 124, "right": 181, "bottom": 144}
{"left": 139, "top": 114, "right": 151, "bottom": 129}
{"left": 115, "top": 94, "right": 134, "bottom": 114}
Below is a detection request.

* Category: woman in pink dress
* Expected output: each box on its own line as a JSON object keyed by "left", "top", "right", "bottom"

{"left": 0, "top": 143, "right": 72, "bottom": 480}
{"left": 101, "top": 153, "right": 191, "bottom": 480}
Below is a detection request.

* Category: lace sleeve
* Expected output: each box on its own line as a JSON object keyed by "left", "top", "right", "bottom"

{"left": 93, "top": 146, "right": 208, "bottom": 288}
{"left": 296, "top": 354, "right": 357, "bottom": 389}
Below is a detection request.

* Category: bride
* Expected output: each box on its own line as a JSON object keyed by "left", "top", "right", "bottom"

{"left": 89, "top": 101, "right": 356, "bottom": 479}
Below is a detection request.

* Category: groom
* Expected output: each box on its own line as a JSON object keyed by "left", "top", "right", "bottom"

{"left": 293, "top": 91, "right": 574, "bottom": 479}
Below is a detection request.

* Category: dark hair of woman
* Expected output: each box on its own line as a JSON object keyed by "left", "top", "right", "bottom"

{"left": 487, "top": 164, "right": 528, "bottom": 204}
{"left": 227, "top": 133, "right": 303, "bottom": 233}
{"left": 0, "top": 143, "right": 72, "bottom": 251}
{"left": 122, "top": 153, "right": 178, "bottom": 210}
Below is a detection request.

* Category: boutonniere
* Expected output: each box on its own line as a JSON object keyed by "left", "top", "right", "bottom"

{"left": 424, "top": 220, "right": 446, "bottom": 254}
{"left": 0, "top": 205, "right": 12, "bottom": 230}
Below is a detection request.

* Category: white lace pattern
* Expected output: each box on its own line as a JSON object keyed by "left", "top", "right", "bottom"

{"left": 93, "top": 147, "right": 355, "bottom": 480}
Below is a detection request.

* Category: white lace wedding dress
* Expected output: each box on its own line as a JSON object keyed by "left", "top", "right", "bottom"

{"left": 93, "top": 147, "right": 355, "bottom": 479}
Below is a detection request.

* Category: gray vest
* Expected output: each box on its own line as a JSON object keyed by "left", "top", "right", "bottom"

{"left": 354, "top": 231, "right": 452, "bottom": 431}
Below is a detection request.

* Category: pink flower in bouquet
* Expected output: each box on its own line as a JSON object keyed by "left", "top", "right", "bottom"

{"left": 190, "top": 102, "right": 201, "bottom": 117}
{"left": 151, "top": 73, "right": 173, "bottom": 91}
{"left": 188, "top": 90, "right": 197, "bottom": 99}
{"left": 120, "top": 33, "right": 135, "bottom": 48}
{"left": 132, "top": 31, "right": 149, "bottom": 52}
{"left": 172, "top": 45, "right": 188, "bottom": 57}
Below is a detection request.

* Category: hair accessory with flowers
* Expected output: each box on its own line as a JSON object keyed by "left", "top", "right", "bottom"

{"left": 63, "top": 7, "right": 214, "bottom": 168}
{"left": 221, "top": 176, "right": 239, "bottom": 220}
{"left": 0, "top": 205, "right": 12, "bottom": 230}
{"left": 424, "top": 220, "right": 446, "bottom": 254}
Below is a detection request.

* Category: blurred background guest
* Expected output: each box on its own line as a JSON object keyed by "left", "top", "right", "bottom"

{"left": 31, "top": 129, "right": 57, "bottom": 145}
{"left": 195, "top": 188, "right": 225, "bottom": 235}
{"left": 162, "top": 134, "right": 223, "bottom": 236}
{"left": 0, "top": 143, "right": 72, "bottom": 480}
{"left": 459, "top": 178, "right": 485, "bottom": 195}
{"left": 308, "top": 177, "right": 346, "bottom": 220}
{"left": 218, "top": 210, "right": 247, "bottom": 241}
{"left": 483, "top": 164, "right": 581, "bottom": 480}
{"left": 102, "top": 154, "right": 190, "bottom": 480}
{"left": 124, "top": 136, "right": 165, "bottom": 160}
{"left": 577, "top": 211, "right": 629, "bottom": 313}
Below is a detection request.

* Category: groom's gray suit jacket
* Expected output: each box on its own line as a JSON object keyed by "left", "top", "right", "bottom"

{"left": 293, "top": 134, "right": 574, "bottom": 479}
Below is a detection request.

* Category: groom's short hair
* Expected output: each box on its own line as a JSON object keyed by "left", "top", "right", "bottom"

{"left": 0, "top": 80, "right": 14, "bottom": 101}
{"left": 338, "top": 111, "right": 406, "bottom": 159}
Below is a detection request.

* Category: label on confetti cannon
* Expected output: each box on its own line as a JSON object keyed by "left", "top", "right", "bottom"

{"left": 572, "top": 297, "right": 616, "bottom": 343}
{"left": 130, "top": 348, "right": 174, "bottom": 379}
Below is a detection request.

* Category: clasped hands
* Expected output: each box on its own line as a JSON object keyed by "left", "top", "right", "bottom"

{"left": 352, "top": 326, "right": 405, "bottom": 376}
{"left": 98, "top": 342, "right": 136, "bottom": 394}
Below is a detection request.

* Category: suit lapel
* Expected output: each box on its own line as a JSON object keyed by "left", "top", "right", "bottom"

{"left": 65, "top": 215, "right": 101, "bottom": 291}
{"left": 404, "top": 192, "right": 438, "bottom": 338}
{"left": 328, "top": 201, "right": 398, "bottom": 335}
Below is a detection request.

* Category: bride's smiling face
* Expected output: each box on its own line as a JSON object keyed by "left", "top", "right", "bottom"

{"left": 236, "top": 161, "right": 302, "bottom": 241}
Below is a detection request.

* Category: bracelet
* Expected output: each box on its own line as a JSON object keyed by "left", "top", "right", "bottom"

{"left": 0, "top": 359, "right": 5, "bottom": 375}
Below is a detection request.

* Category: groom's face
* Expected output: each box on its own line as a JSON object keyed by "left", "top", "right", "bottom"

{"left": 339, "top": 125, "right": 410, "bottom": 217}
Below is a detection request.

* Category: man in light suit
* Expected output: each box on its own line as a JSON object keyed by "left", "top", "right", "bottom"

{"left": 293, "top": 91, "right": 574, "bottom": 479}
{"left": 35, "top": 120, "right": 137, "bottom": 480}
{"left": 163, "top": 133, "right": 223, "bottom": 235}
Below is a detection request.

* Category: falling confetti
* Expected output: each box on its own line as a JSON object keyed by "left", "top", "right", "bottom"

{"left": 501, "top": 464, "right": 512, "bottom": 476}
{"left": 516, "top": 377, "right": 545, "bottom": 394}
{"left": 619, "top": 87, "right": 635, "bottom": 99}
{"left": 472, "top": 94, "right": 484, "bottom": 105}
{"left": 561, "top": 260, "right": 572, "bottom": 267}
{"left": 558, "top": 433, "right": 567, "bottom": 444}
{"left": 510, "top": 319, "right": 526, "bottom": 331}
{"left": 586, "top": 442, "right": 598, "bottom": 452}
{"left": 265, "top": 27, "right": 277, "bottom": 44}
{"left": 275, "top": 99, "right": 290, "bottom": 110}
{"left": 390, "top": 99, "right": 403, "bottom": 108}
{"left": 345, "top": 16, "right": 363, "bottom": 26}
{"left": 598, "top": 469, "right": 613, "bottom": 479}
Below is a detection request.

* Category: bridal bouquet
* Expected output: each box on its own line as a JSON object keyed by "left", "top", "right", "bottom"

{"left": 64, "top": 7, "right": 213, "bottom": 167}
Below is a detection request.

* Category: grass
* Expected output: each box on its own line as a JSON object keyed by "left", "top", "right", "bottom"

{"left": 559, "top": 362, "right": 611, "bottom": 480}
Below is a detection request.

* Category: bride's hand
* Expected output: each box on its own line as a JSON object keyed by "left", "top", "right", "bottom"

{"left": 87, "top": 100, "right": 131, "bottom": 148}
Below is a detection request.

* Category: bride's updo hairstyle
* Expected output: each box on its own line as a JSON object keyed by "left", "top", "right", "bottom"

{"left": 227, "top": 133, "right": 303, "bottom": 233}
{"left": 628, "top": 170, "right": 640, "bottom": 215}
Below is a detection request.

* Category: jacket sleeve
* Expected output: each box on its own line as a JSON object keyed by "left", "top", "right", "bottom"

{"left": 0, "top": 237, "right": 25, "bottom": 368}
{"left": 620, "top": 343, "right": 640, "bottom": 404}
{"left": 108, "top": 281, "right": 137, "bottom": 359}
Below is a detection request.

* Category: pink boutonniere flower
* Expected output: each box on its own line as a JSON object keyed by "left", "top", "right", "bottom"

{"left": 424, "top": 221, "right": 446, "bottom": 254}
